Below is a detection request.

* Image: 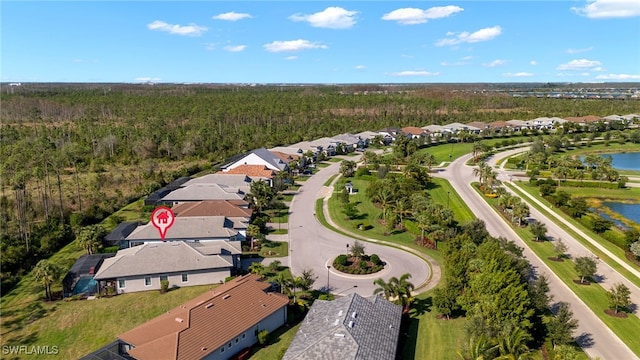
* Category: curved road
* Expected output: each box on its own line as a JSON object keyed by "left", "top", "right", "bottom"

{"left": 434, "top": 150, "right": 638, "bottom": 360}
{"left": 288, "top": 158, "right": 432, "bottom": 297}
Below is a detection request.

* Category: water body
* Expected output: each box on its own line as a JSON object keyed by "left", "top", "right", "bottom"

{"left": 602, "top": 202, "right": 640, "bottom": 227}
{"left": 599, "top": 152, "right": 640, "bottom": 171}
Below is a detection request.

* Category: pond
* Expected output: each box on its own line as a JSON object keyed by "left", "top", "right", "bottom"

{"left": 600, "top": 152, "right": 640, "bottom": 171}
{"left": 602, "top": 202, "right": 640, "bottom": 227}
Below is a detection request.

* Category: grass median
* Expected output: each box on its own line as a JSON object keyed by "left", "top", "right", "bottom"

{"left": 477, "top": 187, "right": 640, "bottom": 356}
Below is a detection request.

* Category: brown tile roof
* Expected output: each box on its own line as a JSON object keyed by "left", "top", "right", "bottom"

{"left": 217, "top": 165, "right": 277, "bottom": 179}
{"left": 488, "top": 121, "right": 510, "bottom": 128}
{"left": 401, "top": 126, "right": 426, "bottom": 135}
{"left": 119, "top": 274, "right": 289, "bottom": 360}
{"left": 271, "top": 151, "right": 300, "bottom": 163}
{"left": 173, "top": 200, "right": 253, "bottom": 218}
{"left": 564, "top": 115, "right": 602, "bottom": 123}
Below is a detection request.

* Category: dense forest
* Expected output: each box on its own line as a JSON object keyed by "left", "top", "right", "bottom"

{"left": 1, "top": 83, "right": 639, "bottom": 293}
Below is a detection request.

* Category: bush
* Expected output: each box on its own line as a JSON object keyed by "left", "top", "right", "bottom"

{"left": 335, "top": 254, "right": 348, "bottom": 266}
{"left": 257, "top": 330, "right": 269, "bottom": 345}
{"left": 160, "top": 279, "right": 170, "bottom": 293}
{"left": 403, "top": 219, "right": 420, "bottom": 236}
{"left": 370, "top": 254, "right": 381, "bottom": 265}
{"left": 355, "top": 167, "right": 370, "bottom": 177}
{"left": 359, "top": 260, "right": 368, "bottom": 269}
{"left": 101, "top": 246, "right": 120, "bottom": 253}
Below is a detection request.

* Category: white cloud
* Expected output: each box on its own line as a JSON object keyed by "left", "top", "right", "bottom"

{"left": 212, "top": 12, "right": 252, "bottom": 21}
{"left": 567, "top": 46, "right": 594, "bottom": 54}
{"left": 462, "top": 56, "right": 473, "bottom": 60}
{"left": 224, "top": 45, "right": 247, "bottom": 52}
{"left": 147, "top": 20, "right": 207, "bottom": 36}
{"left": 596, "top": 73, "right": 640, "bottom": 80}
{"left": 483, "top": 59, "right": 507, "bottom": 67}
{"left": 204, "top": 43, "right": 216, "bottom": 51}
{"left": 355, "top": 65, "right": 367, "bottom": 70}
{"left": 382, "top": 6, "right": 463, "bottom": 25}
{"left": 502, "top": 72, "right": 534, "bottom": 77}
{"left": 284, "top": 56, "right": 298, "bottom": 60}
{"left": 556, "top": 59, "right": 602, "bottom": 70}
{"left": 436, "top": 25, "right": 502, "bottom": 46}
{"left": 571, "top": 0, "right": 640, "bottom": 18}
{"left": 289, "top": 7, "right": 358, "bottom": 29}
{"left": 135, "top": 77, "right": 161, "bottom": 82}
{"left": 389, "top": 70, "right": 440, "bottom": 77}
{"left": 264, "top": 39, "right": 328, "bottom": 52}
{"left": 441, "top": 60, "right": 470, "bottom": 66}
{"left": 401, "top": 54, "right": 414, "bottom": 59}
{"left": 530, "top": 60, "right": 538, "bottom": 65}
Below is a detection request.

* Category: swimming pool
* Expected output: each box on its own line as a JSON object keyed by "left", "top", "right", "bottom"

{"left": 72, "top": 276, "right": 98, "bottom": 295}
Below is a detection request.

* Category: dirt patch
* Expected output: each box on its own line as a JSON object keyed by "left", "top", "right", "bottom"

{"left": 604, "top": 309, "right": 629, "bottom": 318}
{"left": 573, "top": 279, "right": 591, "bottom": 286}
{"left": 548, "top": 256, "right": 565, "bottom": 262}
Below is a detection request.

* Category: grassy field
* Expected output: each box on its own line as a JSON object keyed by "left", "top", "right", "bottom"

{"left": 1, "top": 284, "right": 213, "bottom": 359}
{"left": 259, "top": 240, "right": 288, "bottom": 257}
{"left": 248, "top": 323, "right": 301, "bottom": 360}
{"left": 479, "top": 188, "right": 640, "bottom": 357}
{"left": 429, "top": 178, "right": 476, "bottom": 224}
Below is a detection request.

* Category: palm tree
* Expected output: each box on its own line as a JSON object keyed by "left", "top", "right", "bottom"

{"left": 373, "top": 277, "right": 397, "bottom": 300}
{"left": 495, "top": 326, "right": 532, "bottom": 359}
{"left": 529, "top": 221, "right": 548, "bottom": 241}
{"left": 33, "top": 259, "right": 61, "bottom": 301}
{"left": 512, "top": 202, "right": 529, "bottom": 226}
{"left": 393, "top": 273, "right": 415, "bottom": 311}
{"left": 457, "top": 334, "right": 498, "bottom": 360}
{"left": 249, "top": 262, "right": 265, "bottom": 277}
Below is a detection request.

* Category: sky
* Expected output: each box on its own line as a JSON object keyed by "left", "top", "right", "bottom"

{"left": 2, "top": 1, "right": 640, "bottom": 84}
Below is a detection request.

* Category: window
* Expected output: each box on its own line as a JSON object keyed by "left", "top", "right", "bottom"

{"left": 228, "top": 342, "right": 232, "bottom": 349}
{"left": 220, "top": 347, "right": 225, "bottom": 354}
{"left": 118, "top": 279, "right": 126, "bottom": 289}
{"left": 144, "top": 277, "right": 151, "bottom": 286}
{"left": 181, "top": 273, "right": 188, "bottom": 283}
{"left": 160, "top": 275, "right": 168, "bottom": 282}
{"left": 235, "top": 338, "right": 239, "bottom": 344}
{"left": 242, "top": 333, "right": 246, "bottom": 339}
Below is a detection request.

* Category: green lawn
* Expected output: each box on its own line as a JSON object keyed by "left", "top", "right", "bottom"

{"left": 277, "top": 193, "right": 295, "bottom": 202}
{"left": 259, "top": 240, "right": 288, "bottom": 257}
{"left": 248, "top": 323, "right": 301, "bottom": 360}
{"left": 266, "top": 209, "right": 289, "bottom": 223}
{"left": 1, "top": 285, "right": 213, "bottom": 359}
{"left": 324, "top": 174, "right": 338, "bottom": 187}
{"left": 429, "top": 178, "right": 476, "bottom": 224}
{"left": 479, "top": 187, "right": 640, "bottom": 356}
{"left": 417, "top": 142, "right": 473, "bottom": 164}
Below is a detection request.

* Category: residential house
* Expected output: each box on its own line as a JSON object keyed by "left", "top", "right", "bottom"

{"left": 104, "top": 221, "right": 143, "bottom": 249}
{"left": 221, "top": 148, "right": 288, "bottom": 173}
{"left": 487, "top": 121, "right": 511, "bottom": 133}
{"left": 421, "top": 125, "right": 444, "bottom": 138}
{"left": 401, "top": 127, "right": 428, "bottom": 139}
{"left": 506, "top": 119, "right": 530, "bottom": 131}
{"left": 377, "top": 127, "right": 402, "bottom": 142}
{"left": 160, "top": 183, "right": 245, "bottom": 205}
{"left": 104, "top": 274, "right": 288, "bottom": 360}
{"left": 144, "top": 177, "right": 192, "bottom": 206}
{"left": 182, "top": 174, "right": 253, "bottom": 194}
{"left": 332, "top": 133, "right": 366, "bottom": 151}
{"left": 564, "top": 115, "right": 602, "bottom": 127}
{"left": 282, "top": 293, "right": 403, "bottom": 360}
{"left": 217, "top": 165, "right": 277, "bottom": 186}
{"left": 93, "top": 241, "right": 241, "bottom": 294}
{"left": 354, "top": 131, "right": 379, "bottom": 146}
{"left": 443, "top": 122, "right": 481, "bottom": 134}
{"left": 466, "top": 122, "right": 489, "bottom": 132}
{"left": 173, "top": 201, "right": 252, "bottom": 240}
{"left": 123, "top": 216, "right": 239, "bottom": 248}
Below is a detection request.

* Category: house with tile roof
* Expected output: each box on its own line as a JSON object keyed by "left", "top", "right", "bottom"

{"left": 94, "top": 241, "right": 241, "bottom": 294}
{"left": 401, "top": 126, "right": 428, "bottom": 139}
{"left": 221, "top": 148, "right": 289, "bottom": 173}
{"left": 173, "top": 200, "right": 252, "bottom": 218}
{"left": 123, "top": 216, "right": 239, "bottom": 248}
{"left": 160, "top": 183, "right": 246, "bottom": 205}
{"left": 216, "top": 165, "right": 277, "bottom": 185}
{"left": 283, "top": 293, "right": 402, "bottom": 360}
{"left": 110, "top": 274, "right": 289, "bottom": 360}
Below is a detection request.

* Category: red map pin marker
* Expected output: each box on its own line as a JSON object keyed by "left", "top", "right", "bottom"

{"left": 151, "top": 206, "right": 175, "bottom": 241}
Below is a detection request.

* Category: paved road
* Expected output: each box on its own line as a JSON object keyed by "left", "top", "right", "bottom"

{"left": 288, "top": 159, "right": 432, "bottom": 297}
{"left": 434, "top": 151, "right": 638, "bottom": 360}
{"left": 489, "top": 148, "right": 640, "bottom": 315}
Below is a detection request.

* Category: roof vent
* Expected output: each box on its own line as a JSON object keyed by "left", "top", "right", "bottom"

{"left": 201, "top": 347, "right": 207, "bottom": 351}
{"left": 348, "top": 321, "right": 354, "bottom": 328}
{"left": 338, "top": 310, "right": 343, "bottom": 316}
{"left": 205, "top": 303, "right": 214, "bottom": 309}
{"left": 175, "top": 317, "right": 184, "bottom": 323}
{"left": 351, "top": 312, "right": 357, "bottom": 319}
{"left": 334, "top": 333, "right": 345, "bottom": 338}
{"left": 223, "top": 294, "right": 231, "bottom": 300}
{"left": 333, "top": 319, "right": 339, "bottom": 326}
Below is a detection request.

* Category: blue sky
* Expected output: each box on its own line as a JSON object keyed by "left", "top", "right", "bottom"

{"left": 2, "top": 1, "right": 640, "bottom": 83}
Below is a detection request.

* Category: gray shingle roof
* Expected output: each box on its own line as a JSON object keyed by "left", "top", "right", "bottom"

{"left": 283, "top": 293, "right": 402, "bottom": 360}
{"left": 126, "top": 216, "right": 238, "bottom": 241}
{"left": 161, "top": 183, "right": 245, "bottom": 202}
{"left": 94, "top": 241, "right": 235, "bottom": 280}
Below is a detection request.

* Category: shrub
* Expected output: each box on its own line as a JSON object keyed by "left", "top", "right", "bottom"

{"left": 160, "top": 280, "right": 170, "bottom": 293}
{"left": 101, "top": 246, "right": 120, "bottom": 253}
{"left": 370, "top": 254, "right": 381, "bottom": 265}
{"left": 335, "top": 254, "right": 348, "bottom": 266}
{"left": 359, "top": 260, "right": 368, "bottom": 269}
{"left": 257, "top": 330, "right": 269, "bottom": 345}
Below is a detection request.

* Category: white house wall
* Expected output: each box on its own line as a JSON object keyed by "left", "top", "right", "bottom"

{"left": 226, "top": 153, "right": 280, "bottom": 172}
{"left": 116, "top": 268, "right": 231, "bottom": 294}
